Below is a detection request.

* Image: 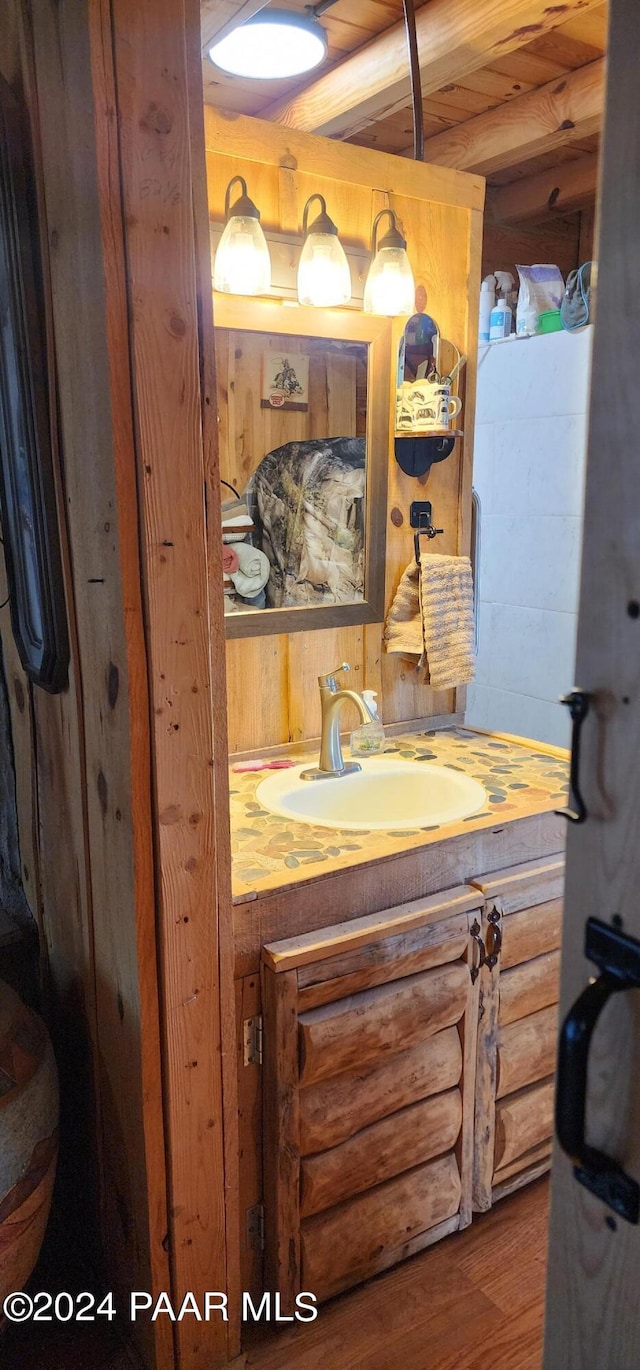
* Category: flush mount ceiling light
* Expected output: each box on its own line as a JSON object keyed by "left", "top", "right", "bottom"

{"left": 210, "top": 9, "right": 328, "bottom": 81}
{"left": 297, "top": 194, "right": 351, "bottom": 308}
{"left": 364, "top": 209, "right": 416, "bottom": 317}
{"left": 213, "top": 176, "right": 271, "bottom": 296}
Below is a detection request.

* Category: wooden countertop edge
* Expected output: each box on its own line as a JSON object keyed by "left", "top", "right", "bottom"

{"left": 231, "top": 795, "right": 565, "bottom": 905}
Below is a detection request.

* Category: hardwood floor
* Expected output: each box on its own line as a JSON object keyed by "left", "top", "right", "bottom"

{"left": 243, "top": 1179, "right": 549, "bottom": 1370}
{"left": 2, "top": 1179, "right": 548, "bottom": 1368}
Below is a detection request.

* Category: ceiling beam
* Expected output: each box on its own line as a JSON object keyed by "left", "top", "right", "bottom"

{"left": 201, "top": 0, "right": 267, "bottom": 55}
{"left": 263, "top": 0, "right": 604, "bottom": 140}
{"left": 421, "top": 59, "right": 604, "bottom": 174}
{"left": 489, "top": 153, "right": 600, "bottom": 223}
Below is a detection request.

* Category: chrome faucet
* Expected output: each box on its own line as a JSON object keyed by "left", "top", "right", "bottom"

{"left": 301, "top": 663, "right": 373, "bottom": 781}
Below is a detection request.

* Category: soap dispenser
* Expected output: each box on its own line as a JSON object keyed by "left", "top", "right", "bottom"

{"left": 350, "top": 691, "right": 386, "bottom": 756}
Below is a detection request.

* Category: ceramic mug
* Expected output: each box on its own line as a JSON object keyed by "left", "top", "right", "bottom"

{"left": 396, "top": 381, "right": 462, "bottom": 432}
{"left": 414, "top": 382, "right": 462, "bottom": 431}
{"left": 396, "top": 382, "right": 436, "bottom": 431}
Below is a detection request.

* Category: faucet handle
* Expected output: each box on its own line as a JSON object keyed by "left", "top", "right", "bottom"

{"left": 319, "top": 662, "right": 351, "bottom": 688}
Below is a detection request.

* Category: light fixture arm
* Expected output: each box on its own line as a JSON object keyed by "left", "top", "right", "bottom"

{"left": 224, "top": 175, "right": 260, "bottom": 221}
{"left": 302, "top": 193, "right": 339, "bottom": 238}
{"left": 370, "top": 208, "right": 407, "bottom": 258}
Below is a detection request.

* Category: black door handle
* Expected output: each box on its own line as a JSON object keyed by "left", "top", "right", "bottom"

{"left": 555, "top": 688, "right": 591, "bottom": 824}
{"left": 556, "top": 917, "right": 640, "bottom": 1224}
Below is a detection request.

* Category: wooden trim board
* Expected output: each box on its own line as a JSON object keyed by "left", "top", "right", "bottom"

{"left": 203, "top": 107, "right": 485, "bottom": 213}
{"left": 108, "top": 0, "right": 238, "bottom": 1362}
{"left": 262, "top": 886, "right": 482, "bottom": 972}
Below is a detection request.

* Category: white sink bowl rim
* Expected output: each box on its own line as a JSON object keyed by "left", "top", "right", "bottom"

{"left": 255, "top": 758, "right": 487, "bottom": 832}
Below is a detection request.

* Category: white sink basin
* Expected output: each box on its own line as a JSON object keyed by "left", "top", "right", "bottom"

{"left": 256, "top": 757, "right": 487, "bottom": 832}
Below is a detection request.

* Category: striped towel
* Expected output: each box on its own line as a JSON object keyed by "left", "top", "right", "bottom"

{"left": 384, "top": 554, "right": 475, "bottom": 689}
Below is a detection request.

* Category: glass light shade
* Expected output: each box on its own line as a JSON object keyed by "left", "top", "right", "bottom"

{"left": 213, "top": 215, "right": 271, "bottom": 296}
{"left": 210, "top": 11, "right": 327, "bottom": 80}
{"left": 364, "top": 245, "right": 415, "bottom": 316}
{"left": 297, "top": 233, "right": 351, "bottom": 307}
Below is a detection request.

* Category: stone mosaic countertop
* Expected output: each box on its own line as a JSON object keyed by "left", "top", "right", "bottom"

{"left": 229, "top": 728, "right": 569, "bottom": 902}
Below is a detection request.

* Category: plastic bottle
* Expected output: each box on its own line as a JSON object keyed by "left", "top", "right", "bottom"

{"left": 478, "top": 275, "right": 496, "bottom": 343}
{"left": 494, "top": 270, "right": 517, "bottom": 329}
{"left": 489, "top": 296, "right": 512, "bottom": 341}
{"left": 350, "top": 691, "right": 386, "bottom": 756}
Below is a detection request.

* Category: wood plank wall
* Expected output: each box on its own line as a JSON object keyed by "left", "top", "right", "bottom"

{"left": 482, "top": 213, "right": 584, "bottom": 284}
{"left": 0, "top": 5, "right": 172, "bottom": 1367}
{"left": 204, "top": 110, "right": 485, "bottom": 754}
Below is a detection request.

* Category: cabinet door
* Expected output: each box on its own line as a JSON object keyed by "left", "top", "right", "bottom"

{"left": 471, "top": 857, "right": 564, "bottom": 1211}
{"left": 260, "top": 884, "right": 483, "bottom": 1307}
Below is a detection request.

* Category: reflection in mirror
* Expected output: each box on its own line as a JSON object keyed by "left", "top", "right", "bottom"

{"left": 399, "top": 311, "right": 440, "bottom": 383}
{"left": 218, "top": 328, "right": 368, "bottom": 614}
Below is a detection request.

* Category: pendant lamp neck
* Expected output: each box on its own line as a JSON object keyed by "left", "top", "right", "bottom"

{"left": 302, "top": 193, "right": 339, "bottom": 237}
{"left": 224, "top": 175, "right": 261, "bottom": 221}
{"left": 371, "top": 208, "right": 407, "bottom": 255}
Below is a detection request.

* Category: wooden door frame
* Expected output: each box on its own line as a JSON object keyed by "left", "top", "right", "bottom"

{"left": 104, "top": 0, "right": 241, "bottom": 1364}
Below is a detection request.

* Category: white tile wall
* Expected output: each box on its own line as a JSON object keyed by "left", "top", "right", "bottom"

{"left": 466, "top": 329, "right": 593, "bottom": 747}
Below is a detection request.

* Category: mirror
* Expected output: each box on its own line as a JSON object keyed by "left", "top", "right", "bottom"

{"left": 400, "top": 310, "right": 439, "bottom": 383}
{"left": 213, "top": 298, "right": 391, "bottom": 639}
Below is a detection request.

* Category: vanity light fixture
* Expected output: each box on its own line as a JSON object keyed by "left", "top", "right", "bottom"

{"left": 213, "top": 176, "right": 272, "bottom": 297}
{"left": 209, "top": 9, "right": 328, "bottom": 81}
{"left": 364, "top": 209, "right": 415, "bottom": 317}
{"left": 297, "top": 194, "right": 351, "bottom": 308}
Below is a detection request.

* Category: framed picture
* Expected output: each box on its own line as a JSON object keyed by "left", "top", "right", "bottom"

{"left": 260, "top": 350, "right": 309, "bottom": 411}
{"left": 0, "top": 76, "right": 69, "bottom": 693}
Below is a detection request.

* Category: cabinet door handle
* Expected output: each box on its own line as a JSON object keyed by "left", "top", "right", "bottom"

{"left": 555, "top": 688, "right": 591, "bottom": 824}
{"left": 556, "top": 916, "right": 640, "bottom": 1224}
{"left": 469, "top": 919, "right": 486, "bottom": 983}
{"left": 485, "top": 906, "right": 502, "bottom": 971}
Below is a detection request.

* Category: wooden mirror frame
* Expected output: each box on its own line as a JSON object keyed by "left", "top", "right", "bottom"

{"left": 213, "top": 297, "right": 391, "bottom": 640}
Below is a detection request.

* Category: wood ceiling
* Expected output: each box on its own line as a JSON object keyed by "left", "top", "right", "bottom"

{"left": 201, "top": 0, "right": 606, "bottom": 250}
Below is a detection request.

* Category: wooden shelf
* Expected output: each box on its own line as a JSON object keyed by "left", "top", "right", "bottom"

{"left": 394, "top": 429, "right": 464, "bottom": 440}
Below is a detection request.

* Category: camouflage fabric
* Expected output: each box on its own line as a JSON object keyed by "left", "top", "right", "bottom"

{"left": 245, "top": 438, "right": 365, "bottom": 607}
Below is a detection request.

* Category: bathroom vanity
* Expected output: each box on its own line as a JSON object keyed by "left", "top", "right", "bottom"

{"left": 205, "top": 106, "right": 567, "bottom": 1359}
{"left": 230, "top": 728, "right": 567, "bottom": 1303}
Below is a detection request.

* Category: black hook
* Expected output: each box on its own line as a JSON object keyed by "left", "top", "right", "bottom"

{"left": 555, "top": 689, "right": 591, "bottom": 824}
{"left": 411, "top": 502, "right": 444, "bottom": 563}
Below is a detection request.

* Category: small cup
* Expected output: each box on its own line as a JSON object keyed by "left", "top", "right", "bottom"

{"left": 397, "top": 379, "right": 462, "bottom": 433}
{"left": 416, "top": 381, "right": 462, "bottom": 431}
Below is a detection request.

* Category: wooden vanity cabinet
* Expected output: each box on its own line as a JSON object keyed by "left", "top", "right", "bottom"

{"left": 470, "top": 856, "right": 564, "bottom": 1210}
{"left": 260, "top": 885, "right": 484, "bottom": 1306}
